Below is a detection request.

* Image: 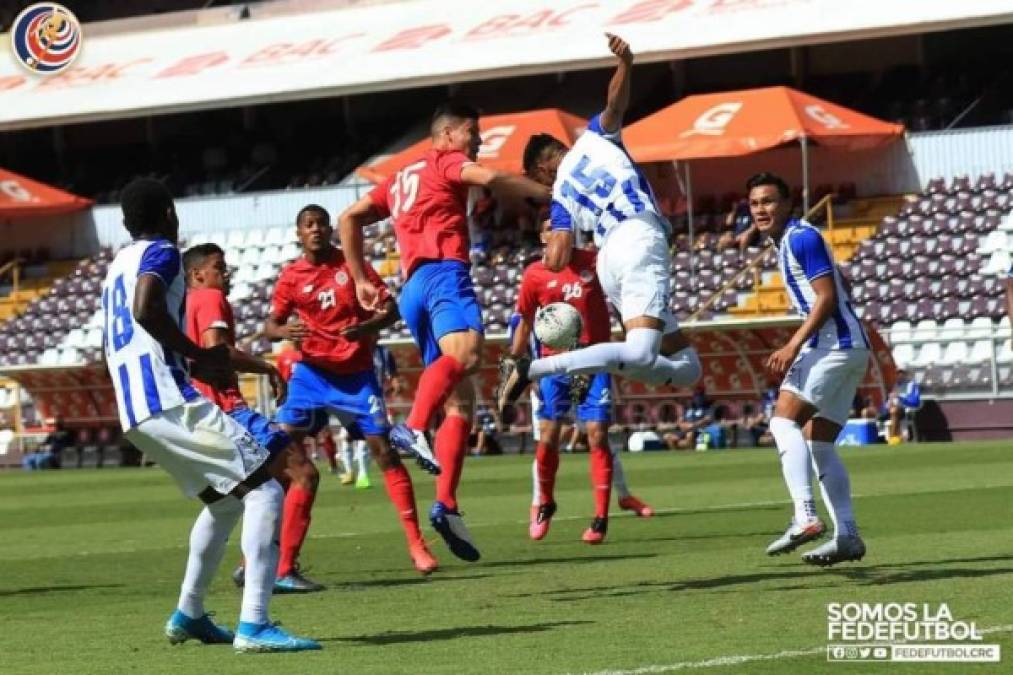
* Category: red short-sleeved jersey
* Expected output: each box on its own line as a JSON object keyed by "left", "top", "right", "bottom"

{"left": 272, "top": 247, "right": 390, "bottom": 375}
{"left": 515, "top": 248, "right": 612, "bottom": 356}
{"left": 185, "top": 287, "right": 246, "bottom": 413}
{"left": 368, "top": 148, "right": 473, "bottom": 279}
{"left": 275, "top": 348, "right": 301, "bottom": 382}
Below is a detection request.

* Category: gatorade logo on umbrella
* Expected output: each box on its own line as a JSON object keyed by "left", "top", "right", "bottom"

{"left": 804, "top": 104, "right": 850, "bottom": 130}
{"left": 9, "top": 3, "right": 82, "bottom": 75}
{"left": 478, "top": 125, "right": 517, "bottom": 159}
{"left": 680, "top": 102, "right": 743, "bottom": 137}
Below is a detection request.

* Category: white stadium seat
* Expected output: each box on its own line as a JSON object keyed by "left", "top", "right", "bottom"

{"left": 967, "top": 340, "right": 994, "bottom": 364}
{"left": 240, "top": 247, "right": 263, "bottom": 267}
{"left": 892, "top": 343, "right": 915, "bottom": 369}
{"left": 889, "top": 320, "right": 912, "bottom": 344}
{"left": 911, "top": 342, "right": 941, "bottom": 368}
{"left": 225, "top": 230, "right": 247, "bottom": 248}
{"left": 912, "top": 319, "right": 939, "bottom": 342}
{"left": 279, "top": 242, "right": 300, "bottom": 263}
{"left": 982, "top": 249, "right": 1010, "bottom": 275}
{"left": 86, "top": 328, "right": 104, "bottom": 349}
{"left": 978, "top": 230, "right": 1008, "bottom": 254}
{"left": 938, "top": 318, "right": 965, "bottom": 342}
{"left": 65, "top": 328, "right": 86, "bottom": 349}
{"left": 229, "top": 283, "right": 253, "bottom": 302}
{"left": 265, "top": 227, "right": 288, "bottom": 246}
{"left": 40, "top": 348, "right": 60, "bottom": 366}
{"left": 966, "top": 316, "right": 994, "bottom": 340}
{"left": 939, "top": 341, "right": 968, "bottom": 365}
{"left": 58, "top": 348, "right": 82, "bottom": 365}
{"left": 997, "top": 340, "right": 1013, "bottom": 364}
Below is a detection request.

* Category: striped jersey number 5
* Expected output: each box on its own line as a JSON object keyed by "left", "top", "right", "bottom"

{"left": 103, "top": 274, "right": 134, "bottom": 351}
{"left": 389, "top": 160, "right": 426, "bottom": 219}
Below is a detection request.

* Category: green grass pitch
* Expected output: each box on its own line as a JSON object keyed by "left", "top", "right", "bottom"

{"left": 2, "top": 440, "right": 1012, "bottom": 674}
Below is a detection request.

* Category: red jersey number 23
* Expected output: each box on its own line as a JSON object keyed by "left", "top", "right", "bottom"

{"left": 389, "top": 160, "right": 426, "bottom": 219}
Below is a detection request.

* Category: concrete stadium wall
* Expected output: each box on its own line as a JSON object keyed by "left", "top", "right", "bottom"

{"left": 916, "top": 398, "right": 1013, "bottom": 442}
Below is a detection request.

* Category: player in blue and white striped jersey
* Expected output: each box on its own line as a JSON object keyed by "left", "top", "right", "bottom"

{"left": 498, "top": 34, "right": 701, "bottom": 404}
{"left": 748, "top": 172, "right": 867, "bottom": 567}
{"left": 101, "top": 178, "right": 318, "bottom": 652}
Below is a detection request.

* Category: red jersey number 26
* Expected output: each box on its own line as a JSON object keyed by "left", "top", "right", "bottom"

{"left": 389, "top": 160, "right": 426, "bottom": 219}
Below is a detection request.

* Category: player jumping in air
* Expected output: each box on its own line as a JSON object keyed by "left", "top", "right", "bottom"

{"left": 748, "top": 172, "right": 867, "bottom": 566}
{"left": 497, "top": 34, "right": 701, "bottom": 412}
{"left": 264, "top": 204, "right": 438, "bottom": 575}
{"left": 506, "top": 221, "right": 653, "bottom": 544}
{"left": 102, "top": 178, "right": 318, "bottom": 652}
{"left": 338, "top": 101, "right": 550, "bottom": 562}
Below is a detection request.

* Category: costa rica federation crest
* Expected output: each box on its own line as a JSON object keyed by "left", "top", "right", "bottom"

{"left": 9, "top": 3, "right": 82, "bottom": 75}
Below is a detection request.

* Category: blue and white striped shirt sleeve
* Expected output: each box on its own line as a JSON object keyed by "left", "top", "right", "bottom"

{"left": 550, "top": 199, "right": 574, "bottom": 232}
{"left": 788, "top": 228, "right": 833, "bottom": 281}
{"left": 587, "top": 113, "right": 622, "bottom": 143}
{"left": 137, "top": 241, "right": 181, "bottom": 286}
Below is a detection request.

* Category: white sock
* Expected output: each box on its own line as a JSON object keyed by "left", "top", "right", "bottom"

{"left": 177, "top": 496, "right": 243, "bottom": 619}
{"left": 768, "top": 417, "right": 817, "bottom": 524}
{"left": 239, "top": 479, "right": 283, "bottom": 626}
{"left": 809, "top": 440, "right": 858, "bottom": 538}
{"left": 623, "top": 347, "right": 702, "bottom": 387}
{"left": 530, "top": 459, "right": 541, "bottom": 507}
{"left": 528, "top": 328, "right": 661, "bottom": 379}
{"left": 354, "top": 440, "right": 369, "bottom": 478}
{"left": 611, "top": 446, "right": 631, "bottom": 499}
{"left": 339, "top": 436, "right": 354, "bottom": 474}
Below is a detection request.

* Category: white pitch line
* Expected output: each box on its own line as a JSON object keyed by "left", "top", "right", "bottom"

{"left": 579, "top": 625, "right": 1013, "bottom": 675}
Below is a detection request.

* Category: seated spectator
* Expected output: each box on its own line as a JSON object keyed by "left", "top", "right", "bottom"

{"left": 740, "top": 404, "right": 774, "bottom": 447}
{"left": 471, "top": 403, "right": 502, "bottom": 456}
{"left": 716, "top": 198, "right": 758, "bottom": 254}
{"left": 850, "top": 393, "right": 878, "bottom": 420}
{"left": 696, "top": 404, "right": 730, "bottom": 450}
{"left": 887, "top": 369, "right": 922, "bottom": 444}
{"left": 670, "top": 387, "right": 713, "bottom": 449}
{"left": 21, "top": 418, "right": 72, "bottom": 470}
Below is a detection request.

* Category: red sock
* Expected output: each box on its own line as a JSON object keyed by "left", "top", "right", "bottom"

{"left": 406, "top": 356, "right": 466, "bottom": 430}
{"left": 535, "top": 442, "right": 560, "bottom": 505}
{"left": 589, "top": 446, "right": 613, "bottom": 519}
{"left": 277, "top": 485, "right": 315, "bottom": 577}
{"left": 320, "top": 432, "right": 337, "bottom": 470}
{"left": 383, "top": 464, "right": 423, "bottom": 545}
{"left": 434, "top": 415, "right": 470, "bottom": 511}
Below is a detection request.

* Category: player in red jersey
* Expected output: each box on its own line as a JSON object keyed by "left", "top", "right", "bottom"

{"left": 338, "top": 101, "right": 549, "bottom": 562}
{"left": 264, "top": 204, "right": 438, "bottom": 576}
{"left": 183, "top": 243, "right": 327, "bottom": 593}
{"left": 507, "top": 223, "right": 651, "bottom": 544}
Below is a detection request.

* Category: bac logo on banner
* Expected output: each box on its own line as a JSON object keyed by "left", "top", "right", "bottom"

{"left": 9, "top": 3, "right": 82, "bottom": 75}
{"left": 680, "top": 102, "right": 744, "bottom": 137}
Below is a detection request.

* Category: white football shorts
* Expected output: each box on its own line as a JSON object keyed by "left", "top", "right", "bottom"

{"left": 125, "top": 398, "right": 271, "bottom": 498}
{"left": 597, "top": 214, "right": 679, "bottom": 334}
{"left": 780, "top": 348, "right": 870, "bottom": 426}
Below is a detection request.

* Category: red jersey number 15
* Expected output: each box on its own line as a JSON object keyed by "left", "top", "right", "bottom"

{"left": 389, "top": 160, "right": 427, "bottom": 219}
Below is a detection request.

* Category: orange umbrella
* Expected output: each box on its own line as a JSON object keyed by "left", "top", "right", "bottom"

{"left": 0, "top": 168, "right": 92, "bottom": 218}
{"left": 358, "top": 108, "right": 587, "bottom": 182}
{"left": 623, "top": 86, "right": 904, "bottom": 163}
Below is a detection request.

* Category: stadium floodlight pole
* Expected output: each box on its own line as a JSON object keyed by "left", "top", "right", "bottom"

{"left": 800, "top": 135, "right": 810, "bottom": 213}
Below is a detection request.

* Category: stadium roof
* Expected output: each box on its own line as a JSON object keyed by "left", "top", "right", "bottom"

{"left": 0, "top": 0, "right": 1010, "bottom": 131}
{"left": 623, "top": 86, "right": 904, "bottom": 162}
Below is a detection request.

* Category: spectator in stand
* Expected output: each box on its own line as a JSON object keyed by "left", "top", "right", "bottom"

{"left": 696, "top": 405, "right": 730, "bottom": 450}
{"left": 470, "top": 403, "right": 501, "bottom": 456}
{"left": 716, "top": 197, "right": 759, "bottom": 254}
{"left": 886, "top": 370, "right": 921, "bottom": 445}
{"left": 22, "top": 418, "right": 73, "bottom": 470}
{"left": 671, "top": 387, "right": 713, "bottom": 449}
{"left": 740, "top": 403, "right": 774, "bottom": 447}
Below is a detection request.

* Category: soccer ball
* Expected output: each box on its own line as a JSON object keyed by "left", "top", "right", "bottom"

{"left": 534, "top": 302, "right": 582, "bottom": 350}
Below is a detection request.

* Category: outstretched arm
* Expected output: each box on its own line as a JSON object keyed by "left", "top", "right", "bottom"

{"left": 599, "top": 33, "right": 634, "bottom": 134}
{"left": 460, "top": 164, "right": 550, "bottom": 202}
